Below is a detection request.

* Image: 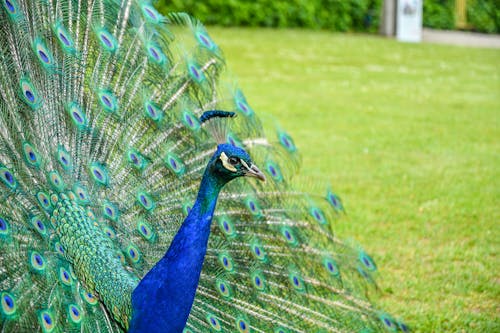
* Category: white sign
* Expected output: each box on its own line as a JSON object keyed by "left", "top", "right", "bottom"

{"left": 397, "top": 0, "right": 422, "bottom": 42}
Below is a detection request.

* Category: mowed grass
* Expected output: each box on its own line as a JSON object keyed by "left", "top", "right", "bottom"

{"left": 209, "top": 27, "right": 499, "bottom": 332}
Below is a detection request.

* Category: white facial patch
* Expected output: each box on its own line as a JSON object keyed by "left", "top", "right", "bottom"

{"left": 240, "top": 159, "right": 250, "bottom": 171}
{"left": 220, "top": 152, "right": 237, "bottom": 172}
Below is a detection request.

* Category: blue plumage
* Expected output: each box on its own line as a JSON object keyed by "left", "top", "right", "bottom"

{"left": 130, "top": 144, "right": 264, "bottom": 332}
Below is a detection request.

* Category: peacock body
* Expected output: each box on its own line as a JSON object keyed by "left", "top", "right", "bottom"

{"left": 0, "top": 0, "right": 408, "bottom": 332}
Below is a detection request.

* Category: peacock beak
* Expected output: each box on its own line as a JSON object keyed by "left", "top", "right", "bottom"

{"left": 244, "top": 164, "right": 266, "bottom": 182}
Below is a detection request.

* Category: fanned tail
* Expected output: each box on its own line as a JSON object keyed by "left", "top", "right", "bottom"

{"left": 0, "top": 1, "right": 407, "bottom": 332}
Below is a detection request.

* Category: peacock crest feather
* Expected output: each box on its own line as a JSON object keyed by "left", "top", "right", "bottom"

{"left": 0, "top": 0, "right": 408, "bottom": 332}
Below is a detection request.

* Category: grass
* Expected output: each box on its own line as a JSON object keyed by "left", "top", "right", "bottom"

{"left": 208, "top": 27, "right": 500, "bottom": 332}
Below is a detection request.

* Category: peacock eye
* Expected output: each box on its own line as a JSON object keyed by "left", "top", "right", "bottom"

{"left": 228, "top": 157, "right": 239, "bottom": 165}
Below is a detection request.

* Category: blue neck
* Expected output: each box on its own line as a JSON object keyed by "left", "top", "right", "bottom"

{"left": 129, "top": 170, "right": 224, "bottom": 332}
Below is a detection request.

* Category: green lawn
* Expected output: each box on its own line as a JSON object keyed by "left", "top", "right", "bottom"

{"left": 209, "top": 27, "right": 500, "bottom": 332}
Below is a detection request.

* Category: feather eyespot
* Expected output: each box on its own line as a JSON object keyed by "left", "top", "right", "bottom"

{"left": 34, "top": 39, "right": 55, "bottom": 68}
{"left": 147, "top": 43, "right": 166, "bottom": 65}
{"left": 59, "top": 32, "right": 70, "bottom": 46}
{"left": 73, "top": 184, "right": 89, "bottom": 204}
{"left": 40, "top": 311, "right": 55, "bottom": 332}
{"left": 399, "top": 321, "right": 410, "bottom": 332}
{"left": 60, "top": 267, "right": 72, "bottom": 286}
{"left": 96, "top": 28, "right": 117, "bottom": 52}
{"left": 1, "top": 292, "right": 16, "bottom": 316}
{"left": 82, "top": 290, "right": 98, "bottom": 305}
{"left": 103, "top": 202, "right": 118, "bottom": 221}
{"left": 137, "top": 221, "right": 154, "bottom": 241}
{"left": 359, "top": 251, "right": 377, "bottom": 271}
{"left": 20, "top": 77, "right": 42, "bottom": 109}
{"left": 0, "top": 167, "right": 17, "bottom": 189}
{"left": 216, "top": 279, "right": 231, "bottom": 298}
{"left": 250, "top": 242, "right": 267, "bottom": 262}
{"left": 68, "top": 304, "right": 82, "bottom": 323}
{"left": 67, "top": 102, "right": 88, "bottom": 129}
{"left": 144, "top": 101, "right": 163, "bottom": 122}
{"left": 143, "top": 7, "right": 157, "bottom": 20}
{"left": 102, "top": 227, "right": 116, "bottom": 240}
{"left": 55, "top": 242, "right": 65, "bottom": 255}
{"left": 57, "top": 147, "right": 72, "bottom": 170}
{"left": 236, "top": 318, "right": 250, "bottom": 333}
{"left": 184, "top": 113, "right": 194, "bottom": 128}
{"left": 378, "top": 313, "right": 398, "bottom": 332}
{"left": 310, "top": 206, "right": 327, "bottom": 225}
{"left": 3, "top": 0, "right": 16, "bottom": 13}
{"left": 98, "top": 90, "right": 118, "bottom": 113}
{"left": 278, "top": 131, "right": 296, "bottom": 152}
{"left": 206, "top": 314, "right": 222, "bottom": 331}
{"left": 289, "top": 271, "right": 305, "bottom": 292}
{"left": 127, "top": 149, "right": 146, "bottom": 170}
{"left": 48, "top": 170, "right": 65, "bottom": 191}
{"left": 30, "top": 252, "right": 46, "bottom": 271}
{"left": 53, "top": 22, "right": 76, "bottom": 54}
{"left": 0, "top": 217, "right": 9, "bottom": 235}
{"left": 141, "top": 4, "right": 161, "bottom": 24}
{"left": 188, "top": 64, "right": 203, "bottom": 82}
{"left": 281, "top": 227, "right": 298, "bottom": 246}
{"left": 90, "top": 163, "right": 109, "bottom": 186}
{"left": 166, "top": 154, "right": 185, "bottom": 175}
{"left": 137, "top": 192, "right": 155, "bottom": 211}
{"left": 126, "top": 245, "right": 141, "bottom": 264}
{"left": 37, "top": 192, "right": 51, "bottom": 210}
{"left": 23, "top": 142, "right": 41, "bottom": 167}
{"left": 323, "top": 258, "right": 340, "bottom": 277}
{"left": 196, "top": 31, "right": 215, "bottom": 50}
{"left": 31, "top": 216, "right": 47, "bottom": 236}
{"left": 218, "top": 253, "right": 234, "bottom": 271}
{"left": 38, "top": 50, "right": 48, "bottom": 62}
{"left": 234, "top": 90, "right": 254, "bottom": 116}
{"left": 251, "top": 271, "right": 266, "bottom": 291}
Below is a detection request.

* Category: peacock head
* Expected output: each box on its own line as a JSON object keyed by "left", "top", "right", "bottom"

{"left": 200, "top": 110, "right": 265, "bottom": 185}
{"left": 209, "top": 143, "right": 266, "bottom": 184}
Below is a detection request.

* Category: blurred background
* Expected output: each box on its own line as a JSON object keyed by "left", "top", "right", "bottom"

{"left": 157, "top": 1, "right": 498, "bottom": 332}
{"left": 157, "top": 0, "right": 499, "bottom": 34}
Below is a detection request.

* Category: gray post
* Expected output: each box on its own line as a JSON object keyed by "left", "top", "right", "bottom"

{"left": 380, "top": 0, "right": 397, "bottom": 36}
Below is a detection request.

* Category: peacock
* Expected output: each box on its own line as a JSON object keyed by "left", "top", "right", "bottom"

{"left": 0, "top": 1, "right": 409, "bottom": 332}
